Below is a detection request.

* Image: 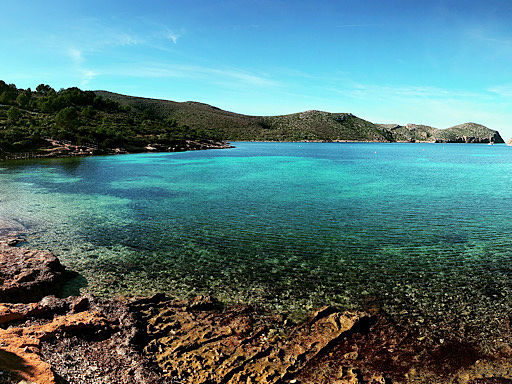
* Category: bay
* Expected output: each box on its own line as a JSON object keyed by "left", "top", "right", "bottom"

{"left": 3, "top": 142, "right": 512, "bottom": 345}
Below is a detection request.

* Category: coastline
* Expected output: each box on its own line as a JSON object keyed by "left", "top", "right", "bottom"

{"left": 1, "top": 239, "right": 512, "bottom": 383}
{"left": 0, "top": 139, "right": 233, "bottom": 161}
{"left": 3, "top": 143, "right": 512, "bottom": 383}
{"left": 0, "top": 139, "right": 505, "bottom": 162}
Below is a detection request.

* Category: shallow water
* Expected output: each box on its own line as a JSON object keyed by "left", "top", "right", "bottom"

{"left": 3, "top": 142, "right": 512, "bottom": 344}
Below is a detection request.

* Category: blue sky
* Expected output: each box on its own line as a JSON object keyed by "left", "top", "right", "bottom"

{"left": 2, "top": 0, "right": 512, "bottom": 138}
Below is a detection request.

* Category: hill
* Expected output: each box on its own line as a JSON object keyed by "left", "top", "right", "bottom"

{"left": 380, "top": 122, "right": 504, "bottom": 143}
{"left": 0, "top": 80, "right": 504, "bottom": 160}
{"left": 96, "top": 91, "right": 504, "bottom": 143}
{"left": 97, "top": 90, "right": 395, "bottom": 141}
{"left": 0, "top": 81, "right": 229, "bottom": 159}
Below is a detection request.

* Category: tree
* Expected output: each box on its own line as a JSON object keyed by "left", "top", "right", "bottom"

{"left": 36, "top": 84, "right": 54, "bottom": 95}
{"left": 81, "top": 105, "right": 96, "bottom": 118}
{"left": 0, "top": 91, "right": 16, "bottom": 104}
{"left": 55, "top": 107, "right": 78, "bottom": 130}
{"left": 16, "top": 93, "right": 30, "bottom": 108}
{"left": 7, "top": 107, "right": 21, "bottom": 123}
{"left": 0, "top": 81, "right": 8, "bottom": 94}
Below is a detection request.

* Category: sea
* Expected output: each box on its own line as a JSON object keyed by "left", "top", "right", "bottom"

{"left": 2, "top": 142, "right": 512, "bottom": 347}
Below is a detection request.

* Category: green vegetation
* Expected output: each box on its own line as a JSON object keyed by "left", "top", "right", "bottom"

{"left": 0, "top": 80, "right": 219, "bottom": 154}
{"left": 95, "top": 91, "right": 395, "bottom": 142}
{"left": 0, "top": 80, "right": 504, "bottom": 157}
{"left": 97, "top": 90, "right": 504, "bottom": 144}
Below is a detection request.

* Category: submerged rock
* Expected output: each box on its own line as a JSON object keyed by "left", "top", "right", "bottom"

{"left": 1, "top": 247, "right": 512, "bottom": 383}
{"left": 5, "top": 238, "right": 21, "bottom": 247}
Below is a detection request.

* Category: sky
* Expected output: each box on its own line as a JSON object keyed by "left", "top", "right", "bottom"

{"left": 2, "top": 0, "right": 512, "bottom": 138}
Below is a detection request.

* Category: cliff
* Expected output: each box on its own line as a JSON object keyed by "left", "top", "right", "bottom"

{"left": 382, "top": 122, "right": 504, "bottom": 143}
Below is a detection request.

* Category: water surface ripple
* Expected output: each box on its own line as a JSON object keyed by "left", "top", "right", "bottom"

{"left": 3, "top": 142, "right": 512, "bottom": 347}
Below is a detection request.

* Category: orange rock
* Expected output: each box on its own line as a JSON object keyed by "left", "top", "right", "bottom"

{"left": 0, "top": 302, "right": 40, "bottom": 324}
{"left": 141, "top": 299, "right": 370, "bottom": 384}
{"left": 0, "top": 311, "right": 109, "bottom": 384}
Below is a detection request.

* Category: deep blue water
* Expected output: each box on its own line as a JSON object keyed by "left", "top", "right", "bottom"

{"left": 2, "top": 142, "right": 512, "bottom": 342}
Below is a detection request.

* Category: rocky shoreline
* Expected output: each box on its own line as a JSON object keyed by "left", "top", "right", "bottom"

{"left": 1, "top": 242, "right": 512, "bottom": 383}
{"left": 0, "top": 139, "right": 233, "bottom": 161}
{"left": 1, "top": 138, "right": 506, "bottom": 162}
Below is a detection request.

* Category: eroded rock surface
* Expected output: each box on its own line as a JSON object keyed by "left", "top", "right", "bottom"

{"left": 0, "top": 310, "right": 109, "bottom": 384}
{"left": 132, "top": 295, "right": 512, "bottom": 384}
{"left": 0, "top": 246, "right": 170, "bottom": 384}
{"left": 0, "top": 245, "right": 65, "bottom": 303}
{"left": 0, "top": 294, "right": 171, "bottom": 384}
{"left": 1, "top": 247, "right": 512, "bottom": 383}
{"left": 39, "top": 297, "right": 172, "bottom": 384}
{"left": 134, "top": 295, "right": 388, "bottom": 384}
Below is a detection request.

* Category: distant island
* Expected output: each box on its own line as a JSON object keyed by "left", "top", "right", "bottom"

{"left": 0, "top": 80, "right": 504, "bottom": 159}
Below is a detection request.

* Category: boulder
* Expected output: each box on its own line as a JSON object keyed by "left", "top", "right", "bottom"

{"left": 0, "top": 246, "right": 65, "bottom": 303}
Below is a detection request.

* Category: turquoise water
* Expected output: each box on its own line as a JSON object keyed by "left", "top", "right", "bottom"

{"left": 3, "top": 142, "right": 512, "bottom": 345}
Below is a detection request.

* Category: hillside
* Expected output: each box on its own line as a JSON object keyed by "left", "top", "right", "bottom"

{"left": 0, "top": 81, "right": 228, "bottom": 159}
{"left": 380, "top": 122, "right": 504, "bottom": 143}
{"left": 95, "top": 91, "right": 397, "bottom": 141}
{"left": 97, "top": 91, "right": 504, "bottom": 143}
{"left": 0, "top": 80, "right": 504, "bottom": 160}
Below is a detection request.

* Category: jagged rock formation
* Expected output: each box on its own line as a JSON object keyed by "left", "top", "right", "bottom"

{"left": 0, "top": 309, "right": 109, "bottom": 384}
{"left": 133, "top": 295, "right": 512, "bottom": 384}
{"left": 381, "top": 122, "right": 504, "bottom": 143}
{"left": 138, "top": 295, "right": 378, "bottom": 383}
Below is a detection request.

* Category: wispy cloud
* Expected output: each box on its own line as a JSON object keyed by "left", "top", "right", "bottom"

{"left": 166, "top": 31, "right": 180, "bottom": 44}
{"left": 27, "top": 17, "right": 277, "bottom": 89}
{"left": 68, "top": 48, "right": 83, "bottom": 64}
{"left": 79, "top": 69, "right": 96, "bottom": 86}
{"left": 335, "top": 24, "right": 383, "bottom": 28}
{"left": 465, "top": 27, "right": 512, "bottom": 60}
{"left": 488, "top": 84, "right": 512, "bottom": 97}
{"left": 26, "top": 18, "right": 188, "bottom": 85}
{"left": 94, "top": 62, "right": 280, "bottom": 88}
{"left": 40, "top": 19, "right": 142, "bottom": 56}
{"left": 67, "top": 47, "right": 96, "bottom": 85}
{"left": 467, "top": 27, "right": 512, "bottom": 47}
{"left": 324, "top": 82, "right": 485, "bottom": 101}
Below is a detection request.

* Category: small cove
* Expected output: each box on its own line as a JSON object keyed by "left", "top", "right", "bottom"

{"left": 3, "top": 142, "right": 512, "bottom": 350}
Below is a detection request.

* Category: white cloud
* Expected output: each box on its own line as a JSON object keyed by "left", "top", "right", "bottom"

{"left": 167, "top": 31, "right": 180, "bottom": 44}
{"left": 488, "top": 84, "right": 512, "bottom": 98}
{"left": 467, "top": 27, "right": 512, "bottom": 47}
{"left": 94, "top": 62, "right": 280, "bottom": 88}
{"left": 80, "top": 69, "right": 96, "bottom": 86}
{"left": 324, "top": 83, "right": 485, "bottom": 102}
{"left": 68, "top": 48, "right": 83, "bottom": 64}
{"left": 67, "top": 48, "right": 96, "bottom": 85}
{"left": 335, "top": 24, "right": 383, "bottom": 28}
{"left": 38, "top": 19, "right": 187, "bottom": 86}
